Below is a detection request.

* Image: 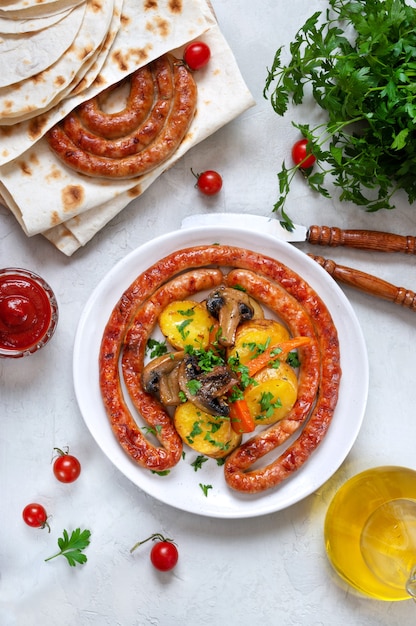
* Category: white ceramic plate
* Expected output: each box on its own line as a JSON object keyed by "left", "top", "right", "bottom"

{"left": 73, "top": 226, "right": 368, "bottom": 518}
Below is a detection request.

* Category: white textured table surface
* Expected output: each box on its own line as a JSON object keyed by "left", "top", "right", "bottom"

{"left": 1, "top": 1, "right": 416, "bottom": 624}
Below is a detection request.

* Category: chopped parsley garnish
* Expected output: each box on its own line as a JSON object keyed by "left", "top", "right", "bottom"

{"left": 142, "top": 424, "right": 162, "bottom": 436}
{"left": 257, "top": 391, "right": 282, "bottom": 420}
{"left": 228, "top": 355, "right": 257, "bottom": 389}
{"left": 243, "top": 337, "right": 271, "bottom": 358}
{"left": 185, "top": 345, "right": 225, "bottom": 371}
{"left": 178, "top": 308, "right": 195, "bottom": 317}
{"left": 199, "top": 483, "right": 213, "bottom": 497}
{"left": 191, "top": 455, "right": 208, "bottom": 471}
{"left": 286, "top": 351, "right": 301, "bottom": 368}
{"left": 186, "top": 379, "right": 202, "bottom": 396}
{"left": 146, "top": 338, "right": 168, "bottom": 358}
{"left": 177, "top": 318, "right": 192, "bottom": 340}
{"left": 186, "top": 420, "right": 203, "bottom": 444}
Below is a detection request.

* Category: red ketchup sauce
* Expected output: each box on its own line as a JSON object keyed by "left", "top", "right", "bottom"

{"left": 0, "top": 269, "right": 58, "bottom": 357}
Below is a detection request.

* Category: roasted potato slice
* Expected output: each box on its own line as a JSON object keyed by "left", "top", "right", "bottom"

{"left": 245, "top": 362, "right": 298, "bottom": 425}
{"left": 227, "top": 318, "right": 290, "bottom": 365}
{"left": 158, "top": 300, "right": 215, "bottom": 350}
{"left": 174, "top": 401, "right": 242, "bottom": 458}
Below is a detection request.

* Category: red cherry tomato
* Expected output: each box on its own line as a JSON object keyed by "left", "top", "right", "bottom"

{"left": 53, "top": 447, "right": 81, "bottom": 483}
{"left": 183, "top": 41, "right": 211, "bottom": 70}
{"left": 195, "top": 170, "right": 223, "bottom": 195}
{"left": 291, "top": 138, "right": 316, "bottom": 169}
{"left": 130, "top": 533, "right": 179, "bottom": 571}
{"left": 22, "top": 503, "right": 49, "bottom": 530}
{"left": 150, "top": 540, "right": 179, "bottom": 571}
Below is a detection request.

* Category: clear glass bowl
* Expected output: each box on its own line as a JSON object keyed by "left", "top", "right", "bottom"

{"left": 0, "top": 268, "right": 58, "bottom": 358}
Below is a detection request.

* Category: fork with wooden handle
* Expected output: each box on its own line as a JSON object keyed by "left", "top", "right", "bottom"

{"left": 309, "top": 254, "right": 416, "bottom": 310}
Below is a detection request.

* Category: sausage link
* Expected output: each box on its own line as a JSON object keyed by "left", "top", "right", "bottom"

{"left": 62, "top": 56, "right": 173, "bottom": 157}
{"left": 223, "top": 269, "right": 340, "bottom": 493}
{"left": 46, "top": 55, "right": 197, "bottom": 179}
{"left": 100, "top": 269, "right": 224, "bottom": 471}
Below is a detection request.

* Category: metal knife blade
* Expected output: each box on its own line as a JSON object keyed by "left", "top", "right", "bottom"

{"left": 181, "top": 212, "right": 307, "bottom": 243}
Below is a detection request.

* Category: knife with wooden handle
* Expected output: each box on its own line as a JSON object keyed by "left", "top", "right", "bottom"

{"left": 309, "top": 254, "right": 416, "bottom": 310}
{"left": 182, "top": 213, "right": 416, "bottom": 253}
{"left": 181, "top": 213, "right": 416, "bottom": 309}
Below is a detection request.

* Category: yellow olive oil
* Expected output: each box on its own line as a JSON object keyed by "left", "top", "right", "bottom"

{"left": 324, "top": 466, "right": 416, "bottom": 601}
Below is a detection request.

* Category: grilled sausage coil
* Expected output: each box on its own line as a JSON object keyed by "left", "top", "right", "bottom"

{"left": 46, "top": 54, "right": 197, "bottom": 179}
{"left": 223, "top": 269, "right": 340, "bottom": 492}
{"left": 99, "top": 245, "right": 341, "bottom": 490}
{"left": 100, "top": 268, "right": 224, "bottom": 472}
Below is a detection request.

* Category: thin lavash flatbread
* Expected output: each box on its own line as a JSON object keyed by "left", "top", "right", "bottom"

{"left": 0, "top": 0, "right": 115, "bottom": 125}
{"left": 60, "top": 0, "right": 123, "bottom": 98}
{"left": 0, "top": 0, "right": 84, "bottom": 19}
{"left": 0, "top": 6, "right": 74, "bottom": 33}
{"left": 0, "top": 2, "right": 87, "bottom": 88}
{"left": 1, "top": 24, "right": 255, "bottom": 255}
{"left": 0, "top": 0, "right": 215, "bottom": 163}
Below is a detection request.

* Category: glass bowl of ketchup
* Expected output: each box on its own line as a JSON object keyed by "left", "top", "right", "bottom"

{"left": 0, "top": 268, "right": 58, "bottom": 358}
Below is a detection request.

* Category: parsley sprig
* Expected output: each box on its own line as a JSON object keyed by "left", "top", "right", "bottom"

{"left": 264, "top": 0, "right": 416, "bottom": 228}
{"left": 45, "top": 528, "right": 91, "bottom": 567}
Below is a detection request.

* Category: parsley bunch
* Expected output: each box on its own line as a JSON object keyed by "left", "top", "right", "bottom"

{"left": 264, "top": 0, "right": 416, "bottom": 228}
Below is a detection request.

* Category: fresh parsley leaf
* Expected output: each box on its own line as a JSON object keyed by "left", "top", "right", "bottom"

{"left": 45, "top": 528, "right": 91, "bottom": 567}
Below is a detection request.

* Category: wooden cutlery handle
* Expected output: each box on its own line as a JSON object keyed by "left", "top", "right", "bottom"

{"left": 309, "top": 254, "right": 416, "bottom": 310}
{"left": 307, "top": 225, "right": 416, "bottom": 254}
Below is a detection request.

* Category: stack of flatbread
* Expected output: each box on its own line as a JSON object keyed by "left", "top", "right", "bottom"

{"left": 0, "top": 0, "right": 254, "bottom": 255}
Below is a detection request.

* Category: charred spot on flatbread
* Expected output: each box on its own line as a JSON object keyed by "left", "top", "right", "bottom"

{"left": 61, "top": 184, "right": 85, "bottom": 212}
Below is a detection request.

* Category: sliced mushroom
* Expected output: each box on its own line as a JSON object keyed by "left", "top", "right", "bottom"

{"left": 142, "top": 351, "right": 185, "bottom": 405}
{"left": 178, "top": 354, "right": 239, "bottom": 416}
{"left": 206, "top": 286, "right": 262, "bottom": 346}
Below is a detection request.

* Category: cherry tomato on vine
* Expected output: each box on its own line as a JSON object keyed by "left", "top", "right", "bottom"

{"left": 130, "top": 533, "right": 179, "bottom": 571}
{"left": 183, "top": 41, "right": 211, "bottom": 70}
{"left": 52, "top": 447, "right": 81, "bottom": 483}
{"left": 150, "top": 540, "right": 179, "bottom": 571}
{"left": 22, "top": 503, "right": 50, "bottom": 531}
{"left": 291, "top": 138, "right": 316, "bottom": 169}
{"left": 193, "top": 169, "right": 223, "bottom": 195}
